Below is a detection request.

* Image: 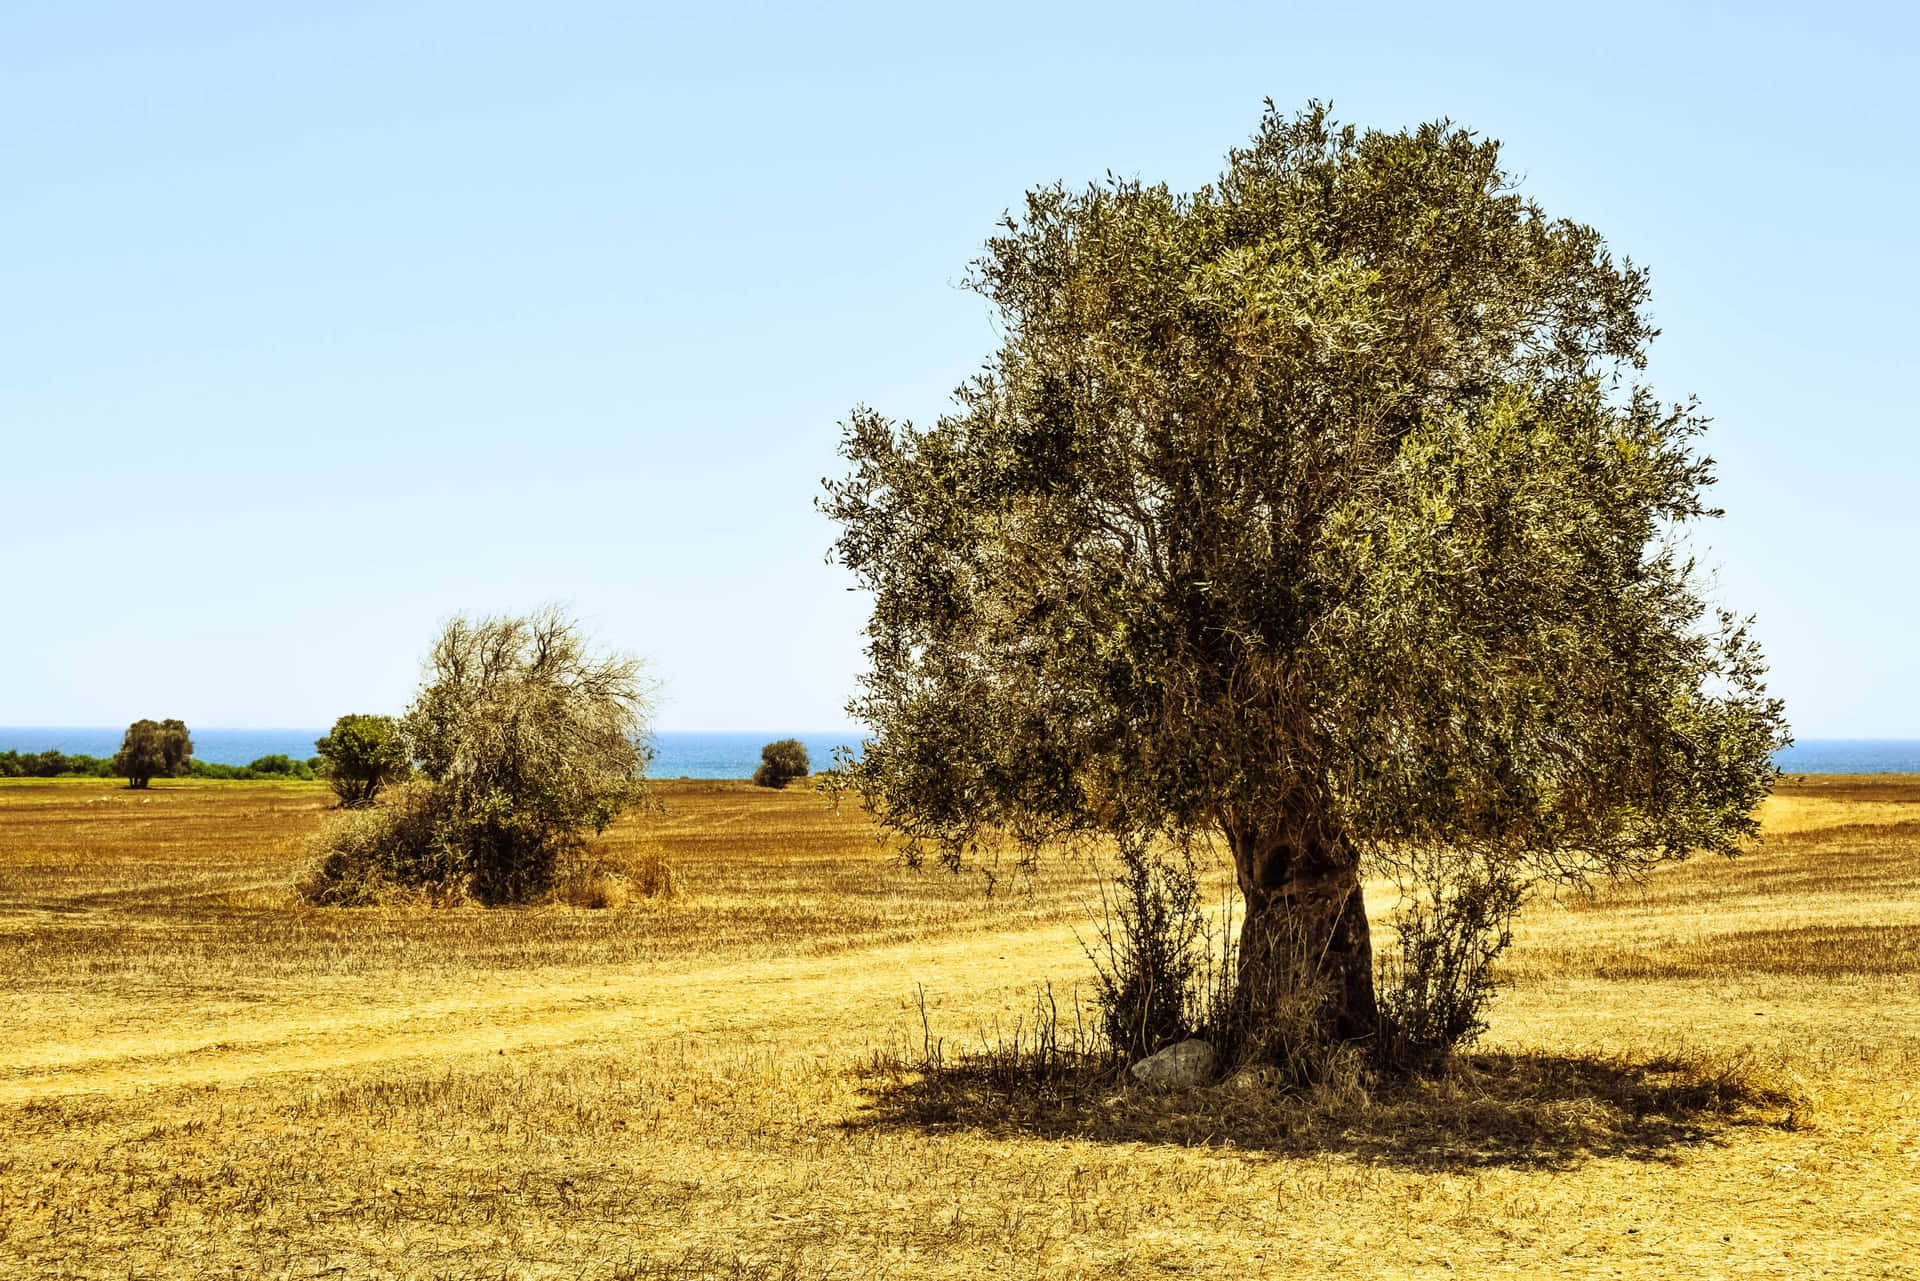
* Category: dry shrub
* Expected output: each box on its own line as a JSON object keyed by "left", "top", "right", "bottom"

{"left": 296, "top": 785, "right": 468, "bottom": 906}
{"left": 573, "top": 874, "right": 631, "bottom": 911}
{"left": 1376, "top": 853, "right": 1526, "bottom": 1071}
{"left": 630, "top": 848, "right": 678, "bottom": 899}
{"left": 1082, "top": 842, "right": 1209, "bottom": 1060}
{"left": 550, "top": 839, "right": 678, "bottom": 909}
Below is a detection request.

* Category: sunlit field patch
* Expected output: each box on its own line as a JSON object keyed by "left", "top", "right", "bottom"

{"left": 1, "top": 776, "right": 1916, "bottom": 1277}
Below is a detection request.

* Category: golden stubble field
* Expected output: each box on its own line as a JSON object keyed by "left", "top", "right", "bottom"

{"left": 0, "top": 775, "right": 1916, "bottom": 1279}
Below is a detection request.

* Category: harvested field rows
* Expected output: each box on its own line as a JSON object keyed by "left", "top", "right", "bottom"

{"left": 1, "top": 777, "right": 1916, "bottom": 1277}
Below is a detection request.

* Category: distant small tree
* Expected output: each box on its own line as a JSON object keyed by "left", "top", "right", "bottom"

{"left": 113, "top": 719, "right": 192, "bottom": 788}
{"left": 314, "top": 714, "right": 410, "bottom": 807}
{"left": 752, "top": 739, "right": 810, "bottom": 789}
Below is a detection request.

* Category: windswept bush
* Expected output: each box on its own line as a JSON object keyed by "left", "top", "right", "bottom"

{"left": 300, "top": 608, "right": 657, "bottom": 906}
{"left": 751, "top": 738, "right": 810, "bottom": 789}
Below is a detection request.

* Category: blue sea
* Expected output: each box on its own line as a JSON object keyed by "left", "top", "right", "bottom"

{"left": 1771, "top": 740, "right": 1920, "bottom": 775}
{"left": 1, "top": 729, "right": 1914, "bottom": 777}
{"left": 0, "top": 727, "right": 864, "bottom": 779}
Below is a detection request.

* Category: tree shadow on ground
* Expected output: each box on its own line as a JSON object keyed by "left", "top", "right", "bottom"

{"left": 846, "top": 1047, "right": 1802, "bottom": 1172}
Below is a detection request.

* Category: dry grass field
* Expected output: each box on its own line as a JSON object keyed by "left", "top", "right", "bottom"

{"left": 1, "top": 775, "right": 1916, "bottom": 1278}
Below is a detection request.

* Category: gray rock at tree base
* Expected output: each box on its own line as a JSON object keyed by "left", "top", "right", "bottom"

{"left": 1128, "top": 1039, "right": 1215, "bottom": 1089}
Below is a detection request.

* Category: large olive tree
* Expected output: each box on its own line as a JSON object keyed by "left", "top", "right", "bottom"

{"left": 823, "top": 104, "right": 1786, "bottom": 1059}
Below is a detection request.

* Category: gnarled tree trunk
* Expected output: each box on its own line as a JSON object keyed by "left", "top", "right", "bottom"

{"left": 1225, "top": 811, "right": 1377, "bottom": 1066}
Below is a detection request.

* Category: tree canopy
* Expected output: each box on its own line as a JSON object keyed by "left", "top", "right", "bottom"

{"left": 113, "top": 719, "right": 193, "bottom": 789}
{"left": 823, "top": 103, "right": 1787, "bottom": 1061}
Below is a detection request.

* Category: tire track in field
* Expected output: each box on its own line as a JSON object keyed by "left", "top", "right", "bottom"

{"left": 0, "top": 918, "right": 1094, "bottom": 1105}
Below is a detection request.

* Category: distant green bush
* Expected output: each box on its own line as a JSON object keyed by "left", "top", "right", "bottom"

{"left": 247, "top": 754, "right": 313, "bottom": 778}
{"left": 0, "top": 750, "right": 115, "bottom": 778}
{"left": 186, "top": 755, "right": 316, "bottom": 781}
{"left": 751, "top": 738, "right": 810, "bottom": 789}
{"left": 313, "top": 714, "right": 410, "bottom": 807}
{"left": 0, "top": 745, "right": 321, "bottom": 782}
{"left": 186, "top": 760, "right": 245, "bottom": 779}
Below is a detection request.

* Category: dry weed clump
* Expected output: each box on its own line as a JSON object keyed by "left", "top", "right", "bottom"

{"left": 297, "top": 786, "right": 680, "bottom": 910}
{"left": 295, "top": 784, "right": 468, "bottom": 906}
{"left": 552, "top": 838, "right": 680, "bottom": 909}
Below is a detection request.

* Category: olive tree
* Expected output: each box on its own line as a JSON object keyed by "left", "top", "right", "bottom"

{"left": 113, "top": 719, "right": 192, "bottom": 788}
{"left": 314, "top": 713, "right": 410, "bottom": 807}
{"left": 823, "top": 103, "right": 1787, "bottom": 1064}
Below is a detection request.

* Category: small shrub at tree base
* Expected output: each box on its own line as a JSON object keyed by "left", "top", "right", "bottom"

{"left": 1376, "top": 856, "right": 1526, "bottom": 1072}
{"left": 1084, "top": 843, "right": 1209, "bottom": 1062}
{"left": 752, "top": 739, "right": 810, "bottom": 789}
{"left": 1078, "top": 838, "right": 1526, "bottom": 1082}
{"left": 314, "top": 714, "right": 410, "bottom": 807}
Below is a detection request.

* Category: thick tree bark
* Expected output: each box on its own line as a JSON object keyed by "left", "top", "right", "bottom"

{"left": 1226, "top": 811, "right": 1378, "bottom": 1063}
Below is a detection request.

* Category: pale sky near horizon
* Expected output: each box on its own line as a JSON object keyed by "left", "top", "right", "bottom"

{"left": 3, "top": 2, "right": 1915, "bottom": 736}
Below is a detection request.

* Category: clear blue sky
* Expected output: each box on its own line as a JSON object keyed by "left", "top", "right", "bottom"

{"left": 3, "top": 1, "right": 1914, "bottom": 736}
